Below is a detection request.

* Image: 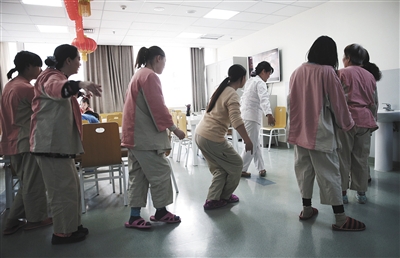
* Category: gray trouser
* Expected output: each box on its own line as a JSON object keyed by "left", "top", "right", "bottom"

{"left": 6, "top": 153, "right": 48, "bottom": 228}
{"left": 337, "top": 126, "right": 371, "bottom": 192}
{"left": 128, "top": 149, "right": 173, "bottom": 208}
{"left": 36, "top": 156, "right": 81, "bottom": 234}
{"left": 195, "top": 134, "right": 243, "bottom": 200}
{"left": 294, "top": 145, "right": 343, "bottom": 206}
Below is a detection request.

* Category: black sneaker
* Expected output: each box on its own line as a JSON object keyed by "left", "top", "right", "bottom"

{"left": 77, "top": 225, "right": 89, "bottom": 235}
{"left": 52, "top": 231, "right": 86, "bottom": 245}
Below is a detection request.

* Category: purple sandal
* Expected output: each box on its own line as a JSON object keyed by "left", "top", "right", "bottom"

{"left": 203, "top": 199, "right": 228, "bottom": 210}
{"left": 124, "top": 218, "right": 152, "bottom": 229}
{"left": 225, "top": 194, "right": 239, "bottom": 203}
{"left": 150, "top": 212, "right": 181, "bottom": 224}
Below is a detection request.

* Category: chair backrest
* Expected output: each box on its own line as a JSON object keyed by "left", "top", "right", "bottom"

{"left": 106, "top": 113, "right": 122, "bottom": 127}
{"left": 80, "top": 122, "right": 122, "bottom": 168}
{"left": 177, "top": 112, "right": 187, "bottom": 136}
{"left": 273, "top": 106, "right": 287, "bottom": 128}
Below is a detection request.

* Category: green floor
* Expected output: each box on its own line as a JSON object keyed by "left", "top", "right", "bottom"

{"left": 1, "top": 145, "right": 399, "bottom": 257}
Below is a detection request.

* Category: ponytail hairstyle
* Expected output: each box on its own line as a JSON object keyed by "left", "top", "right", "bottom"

{"left": 7, "top": 51, "right": 42, "bottom": 79}
{"left": 206, "top": 64, "right": 246, "bottom": 113}
{"left": 135, "top": 46, "right": 165, "bottom": 69}
{"left": 344, "top": 44, "right": 366, "bottom": 66}
{"left": 44, "top": 44, "right": 78, "bottom": 70}
{"left": 307, "top": 35, "right": 338, "bottom": 70}
{"left": 362, "top": 49, "right": 382, "bottom": 81}
{"left": 252, "top": 61, "right": 274, "bottom": 77}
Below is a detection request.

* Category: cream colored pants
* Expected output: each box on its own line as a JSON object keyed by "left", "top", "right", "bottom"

{"left": 241, "top": 120, "right": 264, "bottom": 172}
{"left": 294, "top": 145, "right": 343, "bottom": 206}
{"left": 6, "top": 153, "right": 48, "bottom": 228}
{"left": 337, "top": 126, "right": 371, "bottom": 192}
{"left": 36, "top": 156, "right": 81, "bottom": 233}
{"left": 195, "top": 134, "right": 243, "bottom": 201}
{"left": 128, "top": 149, "right": 173, "bottom": 208}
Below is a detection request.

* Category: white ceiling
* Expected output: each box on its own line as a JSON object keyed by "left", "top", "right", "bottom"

{"left": 0, "top": 0, "right": 327, "bottom": 48}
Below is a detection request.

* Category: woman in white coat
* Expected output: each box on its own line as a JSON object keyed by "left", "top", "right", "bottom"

{"left": 240, "top": 61, "right": 275, "bottom": 177}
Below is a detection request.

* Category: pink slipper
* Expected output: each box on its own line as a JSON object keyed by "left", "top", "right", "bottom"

{"left": 150, "top": 212, "right": 181, "bottom": 224}
{"left": 299, "top": 207, "right": 318, "bottom": 220}
{"left": 124, "top": 218, "right": 151, "bottom": 229}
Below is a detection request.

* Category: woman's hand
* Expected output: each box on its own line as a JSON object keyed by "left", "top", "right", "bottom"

{"left": 244, "top": 140, "right": 253, "bottom": 154}
{"left": 267, "top": 114, "right": 275, "bottom": 126}
{"left": 79, "top": 81, "right": 102, "bottom": 97}
{"left": 173, "top": 128, "right": 186, "bottom": 140}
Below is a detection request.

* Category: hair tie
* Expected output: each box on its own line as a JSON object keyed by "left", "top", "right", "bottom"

{"left": 47, "top": 56, "right": 58, "bottom": 67}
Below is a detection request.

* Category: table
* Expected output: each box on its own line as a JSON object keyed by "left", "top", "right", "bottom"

{"left": 188, "top": 114, "right": 203, "bottom": 166}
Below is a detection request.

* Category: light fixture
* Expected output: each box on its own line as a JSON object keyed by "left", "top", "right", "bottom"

{"left": 154, "top": 7, "right": 165, "bottom": 12}
{"left": 177, "top": 32, "right": 203, "bottom": 39}
{"left": 22, "top": 0, "right": 62, "bottom": 7}
{"left": 203, "top": 9, "right": 239, "bottom": 20}
{"left": 37, "top": 25, "right": 69, "bottom": 33}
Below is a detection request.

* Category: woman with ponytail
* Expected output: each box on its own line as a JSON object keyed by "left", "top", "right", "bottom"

{"left": 240, "top": 61, "right": 275, "bottom": 178}
{"left": 337, "top": 44, "right": 379, "bottom": 205}
{"left": 1, "top": 51, "right": 52, "bottom": 235}
{"left": 30, "top": 44, "right": 102, "bottom": 244}
{"left": 122, "top": 46, "right": 185, "bottom": 229}
{"left": 195, "top": 64, "right": 253, "bottom": 210}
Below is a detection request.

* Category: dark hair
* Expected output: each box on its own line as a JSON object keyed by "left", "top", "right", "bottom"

{"left": 206, "top": 64, "right": 246, "bottom": 113}
{"left": 344, "top": 44, "right": 366, "bottom": 66}
{"left": 307, "top": 35, "right": 338, "bottom": 69}
{"left": 135, "top": 46, "right": 165, "bottom": 69}
{"left": 44, "top": 44, "right": 78, "bottom": 70}
{"left": 81, "top": 97, "right": 90, "bottom": 106}
{"left": 362, "top": 49, "right": 382, "bottom": 81}
{"left": 7, "top": 51, "right": 42, "bottom": 79}
{"left": 252, "top": 61, "right": 274, "bottom": 77}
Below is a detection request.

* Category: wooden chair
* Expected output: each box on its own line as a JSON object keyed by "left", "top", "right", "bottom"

{"left": 259, "top": 106, "right": 290, "bottom": 151}
{"left": 106, "top": 113, "right": 122, "bottom": 127}
{"left": 75, "top": 122, "right": 127, "bottom": 213}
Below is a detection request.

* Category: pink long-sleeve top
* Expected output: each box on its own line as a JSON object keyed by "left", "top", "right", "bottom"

{"left": 338, "top": 66, "right": 378, "bottom": 131}
{"left": 287, "top": 63, "right": 354, "bottom": 153}
{"left": 0, "top": 77, "right": 35, "bottom": 155}
{"left": 121, "top": 67, "right": 176, "bottom": 150}
{"left": 30, "top": 68, "right": 83, "bottom": 155}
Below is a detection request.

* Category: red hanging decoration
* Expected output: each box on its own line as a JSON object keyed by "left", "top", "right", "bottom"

{"left": 64, "top": 0, "right": 80, "bottom": 21}
{"left": 75, "top": 16, "right": 85, "bottom": 44}
{"left": 71, "top": 35, "right": 97, "bottom": 62}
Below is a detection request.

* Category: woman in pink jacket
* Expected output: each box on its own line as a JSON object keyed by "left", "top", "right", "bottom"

{"left": 30, "top": 44, "right": 102, "bottom": 244}
{"left": 288, "top": 36, "right": 365, "bottom": 231}
{"left": 0, "top": 51, "right": 52, "bottom": 235}
{"left": 121, "top": 46, "right": 185, "bottom": 229}
{"left": 338, "top": 44, "right": 380, "bottom": 204}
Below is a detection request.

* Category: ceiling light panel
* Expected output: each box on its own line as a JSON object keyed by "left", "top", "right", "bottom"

{"left": 37, "top": 25, "right": 68, "bottom": 33}
{"left": 22, "top": 0, "right": 62, "bottom": 7}
{"left": 203, "top": 9, "right": 239, "bottom": 20}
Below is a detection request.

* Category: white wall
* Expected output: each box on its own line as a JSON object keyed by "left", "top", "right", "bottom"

{"left": 216, "top": 1, "right": 399, "bottom": 107}
{"left": 216, "top": 1, "right": 400, "bottom": 162}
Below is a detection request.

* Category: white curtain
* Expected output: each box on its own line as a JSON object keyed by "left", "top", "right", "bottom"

{"left": 0, "top": 42, "right": 14, "bottom": 97}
